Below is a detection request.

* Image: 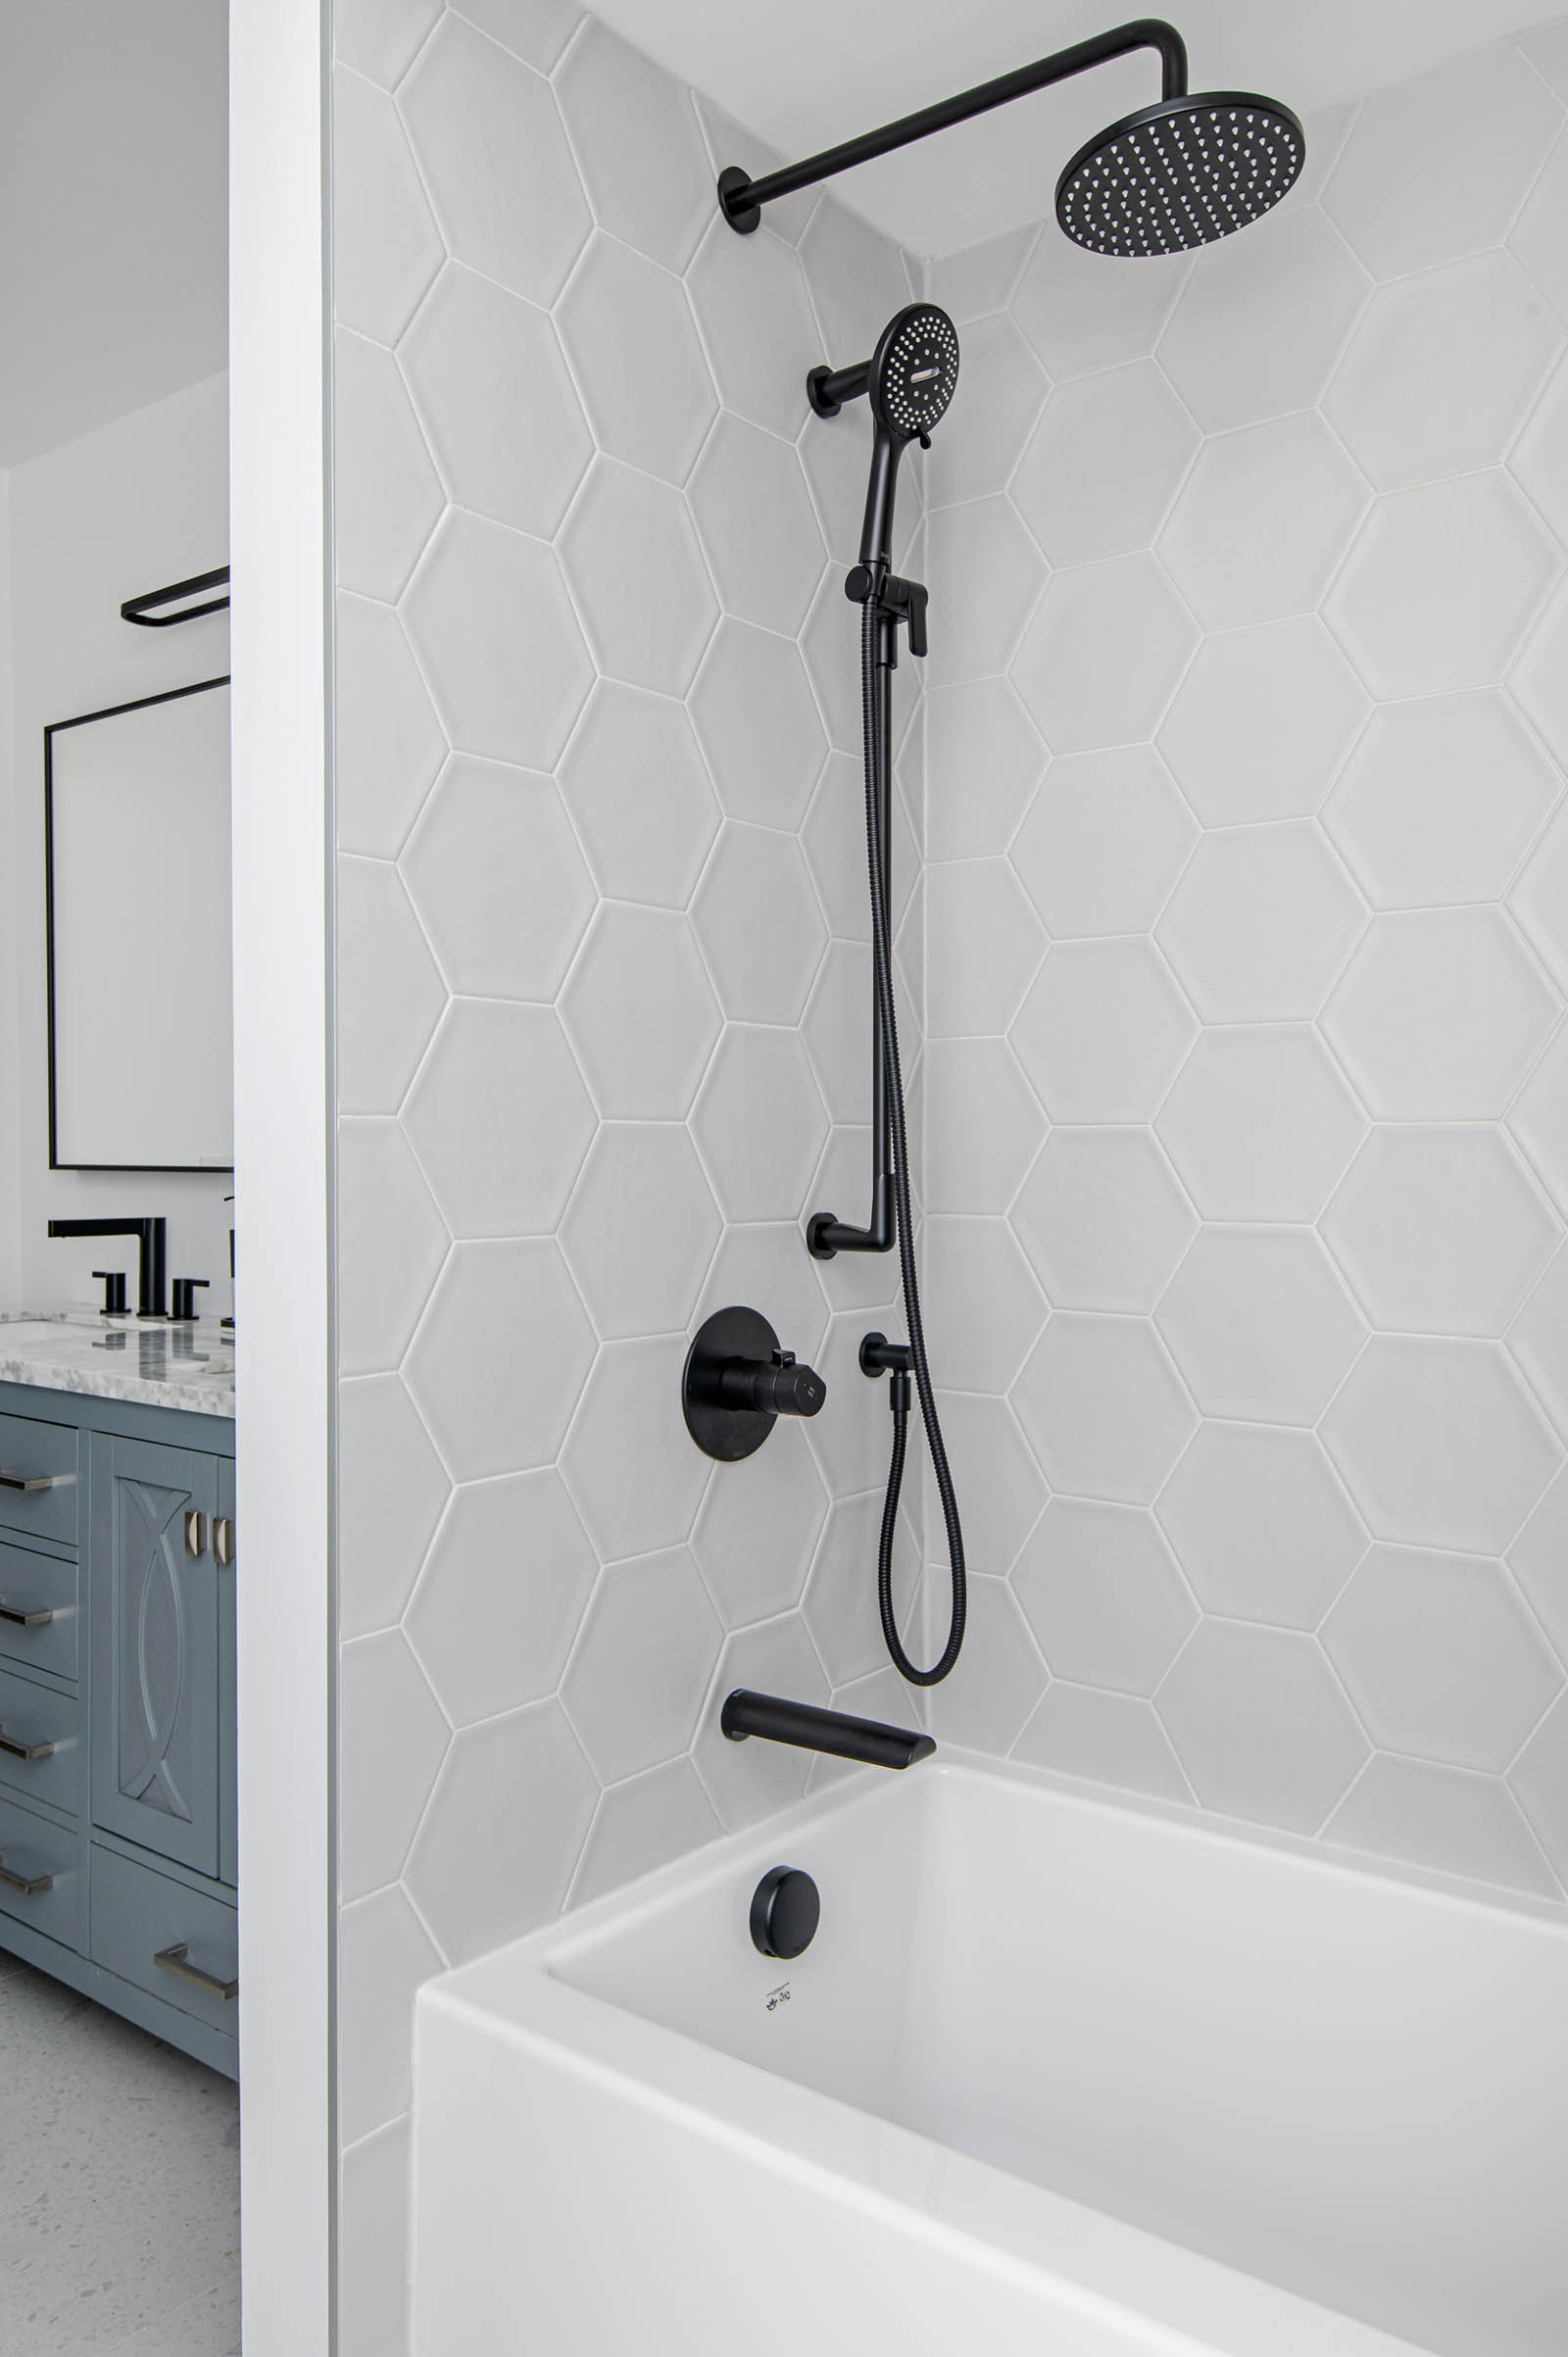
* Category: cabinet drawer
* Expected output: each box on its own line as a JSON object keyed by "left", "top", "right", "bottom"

{"left": 0, "top": 1790, "right": 80, "bottom": 1948}
{"left": 90, "top": 1843, "right": 237, "bottom": 2035}
{"left": 0, "top": 1411, "right": 79, "bottom": 1548}
{"left": 0, "top": 1538, "right": 78, "bottom": 1681}
{"left": 0, "top": 1665, "right": 79, "bottom": 1817}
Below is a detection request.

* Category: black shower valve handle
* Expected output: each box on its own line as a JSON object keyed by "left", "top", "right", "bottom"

{"left": 716, "top": 1349, "right": 825, "bottom": 1421}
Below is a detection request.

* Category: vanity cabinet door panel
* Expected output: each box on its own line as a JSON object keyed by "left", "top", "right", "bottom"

{"left": 217, "top": 1457, "right": 236, "bottom": 1891}
{"left": 90, "top": 1437, "right": 220, "bottom": 1876}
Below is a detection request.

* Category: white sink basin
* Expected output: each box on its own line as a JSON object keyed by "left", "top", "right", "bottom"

{"left": 0, "top": 1321, "right": 76, "bottom": 1347}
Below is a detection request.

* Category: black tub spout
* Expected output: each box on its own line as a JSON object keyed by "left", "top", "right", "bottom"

{"left": 720, "top": 1689, "right": 935, "bottom": 1771}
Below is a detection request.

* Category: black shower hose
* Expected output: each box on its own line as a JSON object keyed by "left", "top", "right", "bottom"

{"left": 860, "top": 591, "right": 966, "bottom": 1686}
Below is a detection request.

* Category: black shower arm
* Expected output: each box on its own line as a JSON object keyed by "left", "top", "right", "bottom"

{"left": 717, "top": 18, "right": 1188, "bottom": 229}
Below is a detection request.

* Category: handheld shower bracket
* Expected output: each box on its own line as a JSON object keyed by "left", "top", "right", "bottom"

{"left": 846, "top": 562, "right": 928, "bottom": 663}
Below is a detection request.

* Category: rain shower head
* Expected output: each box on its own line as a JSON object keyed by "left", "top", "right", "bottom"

{"left": 1056, "top": 91, "right": 1305, "bottom": 256}
{"left": 716, "top": 20, "right": 1305, "bottom": 261}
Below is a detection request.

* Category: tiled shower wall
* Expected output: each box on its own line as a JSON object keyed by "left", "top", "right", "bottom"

{"left": 915, "top": 23, "right": 1568, "bottom": 1912}
{"left": 330, "top": 5, "right": 1568, "bottom": 2342}
{"left": 328, "top": 4, "right": 925, "bottom": 2346}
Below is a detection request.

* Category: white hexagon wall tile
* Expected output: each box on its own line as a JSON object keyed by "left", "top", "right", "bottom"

{"left": 1325, "top": 472, "right": 1559, "bottom": 700}
{"left": 1157, "top": 205, "right": 1369, "bottom": 433}
{"left": 1155, "top": 618, "right": 1370, "bottom": 827}
{"left": 402, "top": 263, "right": 592, "bottom": 535}
{"left": 1322, "top": 691, "right": 1559, "bottom": 909}
{"left": 1155, "top": 1423, "right": 1366, "bottom": 1628}
{"left": 1012, "top": 1499, "right": 1197, "bottom": 1695}
{"left": 1324, "top": 253, "right": 1559, "bottom": 490}
{"left": 1157, "top": 414, "right": 1369, "bottom": 630}
{"left": 1009, "top": 744, "right": 1196, "bottom": 937}
{"left": 1011, "top": 1129, "right": 1197, "bottom": 1315}
{"left": 1011, "top": 363, "right": 1199, "bottom": 567}
{"left": 330, "top": 20, "right": 1568, "bottom": 2332}
{"left": 1155, "top": 1027, "right": 1366, "bottom": 1223}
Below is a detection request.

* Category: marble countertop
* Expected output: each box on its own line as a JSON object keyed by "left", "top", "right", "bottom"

{"left": 0, "top": 1309, "right": 236, "bottom": 1419}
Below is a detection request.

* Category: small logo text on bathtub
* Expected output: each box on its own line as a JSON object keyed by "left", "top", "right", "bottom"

{"left": 764, "top": 1982, "right": 791, "bottom": 2012}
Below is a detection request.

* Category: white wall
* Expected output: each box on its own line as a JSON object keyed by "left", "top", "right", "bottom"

{"left": 229, "top": 1, "right": 333, "bottom": 2351}
{"left": 916, "top": 27, "right": 1568, "bottom": 1908}
{"left": 0, "top": 467, "right": 18, "bottom": 1311}
{"left": 5, "top": 370, "right": 232, "bottom": 1315}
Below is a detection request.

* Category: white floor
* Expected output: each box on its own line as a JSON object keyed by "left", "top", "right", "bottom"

{"left": 0, "top": 1948, "right": 240, "bottom": 2356}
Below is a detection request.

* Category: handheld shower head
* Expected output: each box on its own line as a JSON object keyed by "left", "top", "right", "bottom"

{"left": 807, "top": 303, "right": 960, "bottom": 565}
{"left": 1056, "top": 90, "right": 1304, "bottom": 256}
{"left": 867, "top": 303, "right": 960, "bottom": 445}
{"left": 808, "top": 303, "right": 961, "bottom": 444}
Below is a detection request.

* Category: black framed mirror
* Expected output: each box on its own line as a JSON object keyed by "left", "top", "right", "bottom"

{"left": 44, "top": 674, "right": 233, "bottom": 1172}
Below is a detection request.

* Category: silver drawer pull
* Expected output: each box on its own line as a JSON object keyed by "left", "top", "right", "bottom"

{"left": 182, "top": 1509, "right": 209, "bottom": 1557}
{"left": 0, "top": 1597, "right": 53, "bottom": 1628}
{"left": 0, "top": 1852, "right": 52, "bottom": 1897}
{"left": 0, "top": 1724, "right": 54, "bottom": 1762}
{"left": 214, "top": 1516, "right": 235, "bottom": 1567}
{"left": 0, "top": 1469, "right": 54, "bottom": 1494}
{"left": 154, "top": 1941, "right": 237, "bottom": 2001}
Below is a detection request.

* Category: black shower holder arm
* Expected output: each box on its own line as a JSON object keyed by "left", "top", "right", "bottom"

{"left": 717, "top": 16, "right": 1188, "bottom": 230}
{"left": 845, "top": 563, "right": 928, "bottom": 663}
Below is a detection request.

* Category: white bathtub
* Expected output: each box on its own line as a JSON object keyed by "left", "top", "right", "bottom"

{"left": 411, "top": 1754, "right": 1566, "bottom": 2357}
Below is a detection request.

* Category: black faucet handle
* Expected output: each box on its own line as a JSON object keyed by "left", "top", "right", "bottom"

{"left": 718, "top": 1350, "right": 826, "bottom": 1420}
{"left": 171, "top": 1278, "right": 210, "bottom": 1322}
{"left": 91, "top": 1271, "right": 128, "bottom": 1317}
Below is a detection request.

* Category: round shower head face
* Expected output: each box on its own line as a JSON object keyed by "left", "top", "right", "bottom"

{"left": 869, "top": 303, "right": 960, "bottom": 443}
{"left": 1056, "top": 92, "right": 1305, "bottom": 258}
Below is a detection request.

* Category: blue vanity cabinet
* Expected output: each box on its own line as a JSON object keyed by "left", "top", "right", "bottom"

{"left": 0, "top": 1379, "right": 236, "bottom": 2077}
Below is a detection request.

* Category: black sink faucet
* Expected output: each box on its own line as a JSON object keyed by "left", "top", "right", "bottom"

{"left": 47, "top": 1217, "right": 168, "bottom": 1318}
